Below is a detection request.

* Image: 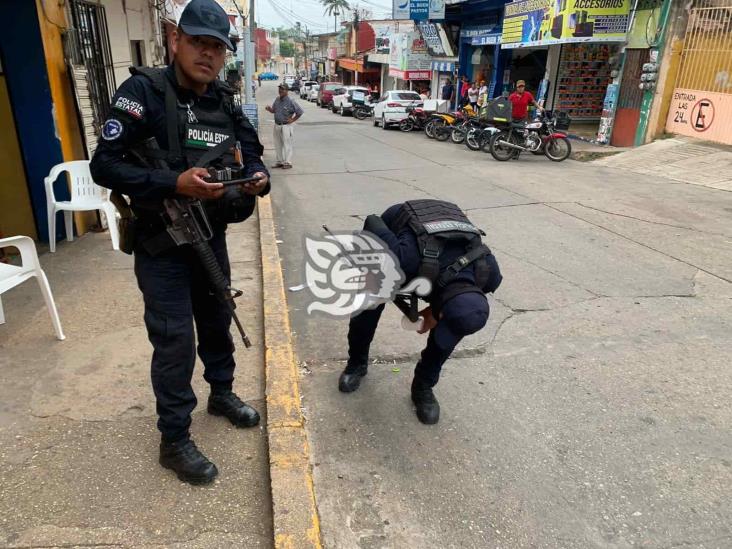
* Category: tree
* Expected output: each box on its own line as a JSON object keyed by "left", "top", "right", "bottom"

{"left": 280, "top": 41, "right": 295, "bottom": 57}
{"left": 321, "top": 0, "right": 350, "bottom": 32}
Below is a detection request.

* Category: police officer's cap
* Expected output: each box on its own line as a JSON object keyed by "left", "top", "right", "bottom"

{"left": 179, "top": 0, "right": 235, "bottom": 52}
{"left": 433, "top": 292, "right": 489, "bottom": 349}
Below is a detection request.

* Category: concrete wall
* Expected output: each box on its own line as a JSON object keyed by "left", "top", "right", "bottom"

{"left": 101, "top": 0, "right": 165, "bottom": 88}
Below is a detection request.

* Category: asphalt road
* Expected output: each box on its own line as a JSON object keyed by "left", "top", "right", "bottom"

{"left": 259, "top": 82, "right": 732, "bottom": 549}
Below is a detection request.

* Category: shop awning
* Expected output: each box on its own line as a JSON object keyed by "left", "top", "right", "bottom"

{"left": 338, "top": 57, "right": 380, "bottom": 73}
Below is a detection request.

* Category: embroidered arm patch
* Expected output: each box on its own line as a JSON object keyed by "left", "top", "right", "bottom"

{"left": 113, "top": 96, "right": 145, "bottom": 119}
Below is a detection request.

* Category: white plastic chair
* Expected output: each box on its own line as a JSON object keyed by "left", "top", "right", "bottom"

{"left": 45, "top": 160, "right": 119, "bottom": 253}
{"left": 0, "top": 236, "right": 65, "bottom": 340}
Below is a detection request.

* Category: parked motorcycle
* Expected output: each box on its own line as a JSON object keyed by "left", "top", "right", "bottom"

{"left": 399, "top": 104, "right": 429, "bottom": 132}
{"left": 424, "top": 105, "right": 474, "bottom": 139}
{"left": 464, "top": 122, "right": 499, "bottom": 151}
{"left": 487, "top": 111, "right": 572, "bottom": 162}
{"left": 353, "top": 103, "right": 373, "bottom": 120}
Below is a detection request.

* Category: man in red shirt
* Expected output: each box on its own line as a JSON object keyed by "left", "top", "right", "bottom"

{"left": 509, "top": 80, "right": 543, "bottom": 121}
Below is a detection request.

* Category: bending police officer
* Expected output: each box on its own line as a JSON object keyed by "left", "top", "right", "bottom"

{"left": 90, "top": 0, "right": 269, "bottom": 485}
{"left": 339, "top": 200, "right": 503, "bottom": 425}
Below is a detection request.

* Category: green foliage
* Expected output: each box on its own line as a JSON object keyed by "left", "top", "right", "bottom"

{"left": 321, "top": 0, "right": 350, "bottom": 17}
{"left": 280, "top": 41, "right": 296, "bottom": 57}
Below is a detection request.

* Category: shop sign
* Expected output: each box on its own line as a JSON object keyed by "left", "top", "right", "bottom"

{"left": 666, "top": 88, "right": 732, "bottom": 145}
{"left": 393, "top": 0, "right": 445, "bottom": 21}
{"left": 500, "top": 0, "right": 631, "bottom": 49}
{"left": 389, "top": 32, "right": 432, "bottom": 73}
{"left": 388, "top": 68, "right": 432, "bottom": 80}
{"left": 417, "top": 22, "right": 455, "bottom": 57}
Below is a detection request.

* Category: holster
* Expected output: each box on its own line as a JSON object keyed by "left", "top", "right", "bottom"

{"left": 110, "top": 191, "right": 137, "bottom": 255}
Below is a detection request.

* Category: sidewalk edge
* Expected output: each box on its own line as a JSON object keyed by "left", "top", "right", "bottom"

{"left": 258, "top": 196, "right": 322, "bottom": 549}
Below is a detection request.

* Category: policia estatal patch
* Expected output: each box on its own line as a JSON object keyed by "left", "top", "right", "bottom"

{"left": 102, "top": 119, "right": 124, "bottom": 141}
{"left": 185, "top": 126, "right": 232, "bottom": 149}
{"left": 113, "top": 96, "right": 145, "bottom": 119}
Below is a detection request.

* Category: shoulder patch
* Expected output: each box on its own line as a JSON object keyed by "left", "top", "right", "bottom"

{"left": 113, "top": 96, "right": 145, "bottom": 119}
{"left": 102, "top": 119, "right": 124, "bottom": 141}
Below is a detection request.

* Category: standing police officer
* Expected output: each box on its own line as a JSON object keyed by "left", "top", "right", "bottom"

{"left": 90, "top": 0, "right": 269, "bottom": 484}
{"left": 339, "top": 200, "right": 503, "bottom": 425}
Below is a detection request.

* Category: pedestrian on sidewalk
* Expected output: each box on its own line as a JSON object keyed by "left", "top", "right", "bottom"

{"left": 265, "top": 83, "right": 303, "bottom": 169}
{"left": 90, "top": 0, "right": 270, "bottom": 485}
{"left": 338, "top": 200, "right": 503, "bottom": 425}
{"left": 509, "top": 80, "right": 542, "bottom": 121}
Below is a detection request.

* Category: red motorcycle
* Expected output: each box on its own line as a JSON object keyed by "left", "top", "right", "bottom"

{"left": 399, "top": 103, "right": 429, "bottom": 132}
{"left": 486, "top": 111, "right": 572, "bottom": 162}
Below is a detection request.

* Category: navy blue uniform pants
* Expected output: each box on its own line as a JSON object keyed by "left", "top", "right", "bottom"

{"left": 347, "top": 304, "right": 461, "bottom": 388}
{"left": 134, "top": 231, "right": 235, "bottom": 442}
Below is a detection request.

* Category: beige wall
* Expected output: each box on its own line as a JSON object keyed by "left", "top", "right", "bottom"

{"left": 101, "top": 0, "right": 165, "bottom": 88}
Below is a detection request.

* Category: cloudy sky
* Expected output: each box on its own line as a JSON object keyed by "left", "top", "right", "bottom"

{"left": 253, "top": 0, "right": 394, "bottom": 33}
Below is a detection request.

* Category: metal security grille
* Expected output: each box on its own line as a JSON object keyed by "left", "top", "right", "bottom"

{"left": 675, "top": 0, "right": 732, "bottom": 94}
{"left": 65, "top": 0, "right": 116, "bottom": 131}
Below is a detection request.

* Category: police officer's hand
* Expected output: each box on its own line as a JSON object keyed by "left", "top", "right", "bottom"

{"left": 417, "top": 306, "right": 438, "bottom": 334}
{"left": 176, "top": 168, "right": 225, "bottom": 200}
{"left": 242, "top": 172, "right": 268, "bottom": 195}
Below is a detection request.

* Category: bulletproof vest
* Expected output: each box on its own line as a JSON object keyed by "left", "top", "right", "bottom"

{"left": 391, "top": 200, "right": 493, "bottom": 303}
{"left": 129, "top": 67, "right": 241, "bottom": 171}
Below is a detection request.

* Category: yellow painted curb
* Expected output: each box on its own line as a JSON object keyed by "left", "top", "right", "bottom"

{"left": 258, "top": 195, "right": 323, "bottom": 549}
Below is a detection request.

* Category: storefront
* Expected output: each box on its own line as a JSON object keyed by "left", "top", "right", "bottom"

{"left": 337, "top": 57, "right": 381, "bottom": 87}
{"left": 500, "top": 0, "right": 632, "bottom": 139}
{"left": 459, "top": 22, "right": 504, "bottom": 96}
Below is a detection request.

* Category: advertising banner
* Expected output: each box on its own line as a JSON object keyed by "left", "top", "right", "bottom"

{"left": 372, "top": 22, "right": 395, "bottom": 54}
{"left": 501, "top": 0, "right": 631, "bottom": 49}
{"left": 389, "top": 31, "right": 432, "bottom": 80}
{"left": 417, "top": 22, "right": 454, "bottom": 57}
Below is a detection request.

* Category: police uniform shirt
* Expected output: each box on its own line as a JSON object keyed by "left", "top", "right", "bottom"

{"left": 90, "top": 64, "right": 268, "bottom": 200}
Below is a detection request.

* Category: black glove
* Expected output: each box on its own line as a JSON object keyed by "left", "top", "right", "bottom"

{"left": 363, "top": 214, "right": 388, "bottom": 234}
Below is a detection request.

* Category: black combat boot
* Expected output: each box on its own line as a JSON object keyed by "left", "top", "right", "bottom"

{"left": 338, "top": 363, "right": 368, "bottom": 393}
{"left": 208, "top": 390, "right": 261, "bottom": 428}
{"left": 411, "top": 377, "right": 440, "bottom": 425}
{"left": 159, "top": 437, "right": 218, "bottom": 485}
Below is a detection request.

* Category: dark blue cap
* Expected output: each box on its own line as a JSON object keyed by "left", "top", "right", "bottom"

{"left": 179, "top": 0, "right": 235, "bottom": 52}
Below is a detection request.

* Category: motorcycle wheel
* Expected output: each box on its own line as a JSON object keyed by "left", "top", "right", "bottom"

{"left": 399, "top": 118, "right": 415, "bottom": 132}
{"left": 451, "top": 126, "right": 466, "bottom": 144}
{"left": 544, "top": 137, "right": 572, "bottom": 162}
{"left": 434, "top": 126, "right": 451, "bottom": 141}
{"left": 425, "top": 119, "right": 442, "bottom": 139}
{"left": 489, "top": 131, "right": 518, "bottom": 162}
{"left": 355, "top": 108, "right": 368, "bottom": 120}
{"left": 465, "top": 130, "right": 481, "bottom": 151}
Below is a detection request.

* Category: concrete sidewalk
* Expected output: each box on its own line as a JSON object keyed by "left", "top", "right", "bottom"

{"left": 0, "top": 219, "right": 272, "bottom": 547}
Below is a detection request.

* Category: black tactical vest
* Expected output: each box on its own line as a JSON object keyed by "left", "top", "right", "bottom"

{"left": 391, "top": 199, "right": 492, "bottom": 293}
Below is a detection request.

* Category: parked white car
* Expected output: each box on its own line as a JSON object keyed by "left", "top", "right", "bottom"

{"left": 308, "top": 84, "right": 320, "bottom": 102}
{"left": 331, "top": 86, "right": 370, "bottom": 116}
{"left": 284, "top": 74, "right": 296, "bottom": 88}
{"left": 300, "top": 80, "right": 318, "bottom": 99}
{"left": 372, "top": 90, "right": 423, "bottom": 128}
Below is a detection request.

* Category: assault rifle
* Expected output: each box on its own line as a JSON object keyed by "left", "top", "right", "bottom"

{"left": 163, "top": 198, "right": 251, "bottom": 347}
{"left": 143, "top": 138, "right": 252, "bottom": 347}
